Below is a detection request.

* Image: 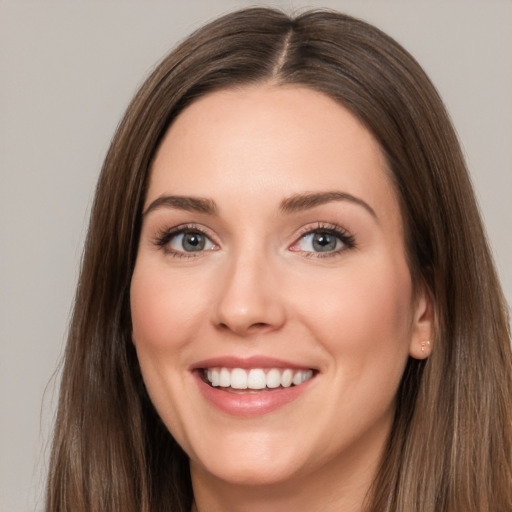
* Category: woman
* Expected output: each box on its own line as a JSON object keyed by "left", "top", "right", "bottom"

{"left": 45, "top": 7, "right": 512, "bottom": 512}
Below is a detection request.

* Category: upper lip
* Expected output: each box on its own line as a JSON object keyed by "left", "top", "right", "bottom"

{"left": 190, "top": 355, "right": 316, "bottom": 371}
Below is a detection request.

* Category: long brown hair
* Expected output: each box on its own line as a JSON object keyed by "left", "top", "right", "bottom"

{"left": 46, "top": 8, "right": 512, "bottom": 512}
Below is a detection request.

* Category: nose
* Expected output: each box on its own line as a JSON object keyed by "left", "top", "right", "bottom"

{"left": 212, "top": 251, "right": 286, "bottom": 336}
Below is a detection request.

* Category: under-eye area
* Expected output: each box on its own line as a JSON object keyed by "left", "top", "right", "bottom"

{"left": 200, "top": 367, "right": 317, "bottom": 391}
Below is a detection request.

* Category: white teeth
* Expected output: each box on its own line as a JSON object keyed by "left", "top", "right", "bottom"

{"left": 302, "top": 369, "right": 313, "bottom": 382}
{"left": 219, "top": 368, "right": 230, "bottom": 387}
{"left": 204, "top": 367, "right": 314, "bottom": 389}
{"left": 292, "top": 371, "right": 303, "bottom": 386}
{"left": 210, "top": 368, "right": 220, "bottom": 387}
{"left": 230, "top": 368, "right": 247, "bottom": 389}
{"left": 281, "top": 369, "right": 293, "bottom": 388}
{"left": 247, "top": 369, "right": 266, "bottom": 389}
{"left": 266, "top": 368, "right": 281, "bottom": 388}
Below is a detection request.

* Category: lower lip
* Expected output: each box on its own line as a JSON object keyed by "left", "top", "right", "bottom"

{"left": 193, "top": 371, "right": 314, "bottom": 416}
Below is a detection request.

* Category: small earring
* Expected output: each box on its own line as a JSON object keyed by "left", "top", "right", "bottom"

{"left": 421, "top": 340, "right": 431, "bottom": 353}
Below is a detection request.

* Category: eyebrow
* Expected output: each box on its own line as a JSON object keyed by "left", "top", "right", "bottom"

{"left": 143, "top": 195, "right": 217, "bottom": 216}
{"left": 279, "top": 191, "right": 377, "bottom": 219}
{"left": 143, "top": 190, "right": 377, "bottom": 219}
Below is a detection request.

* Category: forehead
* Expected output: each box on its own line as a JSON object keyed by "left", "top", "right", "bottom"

{"left": 148, "top": 84, "right": 399, "bottom": 224}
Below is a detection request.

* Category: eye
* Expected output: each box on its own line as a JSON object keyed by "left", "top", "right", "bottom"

{"left": 296, "top": 231, "right": 342, "bottom": 252}
{"left": 170, "top": 231, "right": 215, "bottom": 252}
{"left": 290, "top": 225, "right": 355, "bottom": 256}
{"left": 156, "top": 226, "right": 217, "bottom": 256}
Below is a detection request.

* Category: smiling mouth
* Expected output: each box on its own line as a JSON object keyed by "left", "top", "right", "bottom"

{"left": 202, "top": 367, "right": 315, "bottom": 392}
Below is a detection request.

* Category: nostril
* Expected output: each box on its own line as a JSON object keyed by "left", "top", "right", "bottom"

{"left": 216, "top": 321, "right": 272, "bottom": 335}
{"left": 244, "top": 322, "right": 275, "bottom": 334}
{"left": 250, "top": 322, "right": 269, "bottom": 329}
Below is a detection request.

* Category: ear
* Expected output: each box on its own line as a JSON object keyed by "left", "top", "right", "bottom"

{"left": 408, "top": 285, "right": 435, "bottom": 360}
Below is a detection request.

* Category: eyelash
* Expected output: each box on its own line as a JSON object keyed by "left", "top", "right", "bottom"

{"left": 153, "top": 222, "right": 356, "bottom": 259}
{"left": 153, "top": 224, "right": 215, "bottom": 259}
{"left": 291, "top": 223, "right": 356, "bottom": 259}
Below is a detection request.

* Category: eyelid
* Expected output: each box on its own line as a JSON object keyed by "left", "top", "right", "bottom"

{"left": 151, "top": 221, "right": 355, "bottom": 259}
{"left": 153, "top": 223, "right": 219, "bottom": 258}
{"left": 288, "top": 222, "right": 356, "bottom": 257}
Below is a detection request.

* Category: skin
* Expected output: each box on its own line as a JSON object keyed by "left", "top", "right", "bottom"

{"left": 130, "top": 84, "right": 433, "bottom": 512}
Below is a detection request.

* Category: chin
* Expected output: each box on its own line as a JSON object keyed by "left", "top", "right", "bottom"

{"left": 187, "top": 433, "right": 309, "bottom": 487}
{"left": 193, "top": 456, "right": 300, "bottom": 487}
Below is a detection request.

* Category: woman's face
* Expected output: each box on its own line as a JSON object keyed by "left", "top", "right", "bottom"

{"left": 130, "top": 85, "right": 432, "bottom": 489}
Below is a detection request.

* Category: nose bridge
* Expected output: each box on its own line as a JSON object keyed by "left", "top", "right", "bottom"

{"left": 213, "top": 243, "right": 285, "bottom": 335}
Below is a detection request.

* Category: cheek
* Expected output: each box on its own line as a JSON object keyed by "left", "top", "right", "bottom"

{"left": 292, "top": 257, "right": 413, "bottom": 371}
{"left": 129, "top": 260, "right": 212, "bottom": 435}
{"left": 130, "top": 260, "right": 211, "bottom": 353}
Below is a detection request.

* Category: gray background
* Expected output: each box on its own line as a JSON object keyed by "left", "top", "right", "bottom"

{"left": 1, "top": 1, "right": 510, "bottom": 511}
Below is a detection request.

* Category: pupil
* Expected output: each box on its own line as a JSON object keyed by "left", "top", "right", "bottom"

{"left": 312, "top": 233, "right": 336, "bottom": 252}
{"left": 183, "top": 233, "right": 205, "bottom": 251}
